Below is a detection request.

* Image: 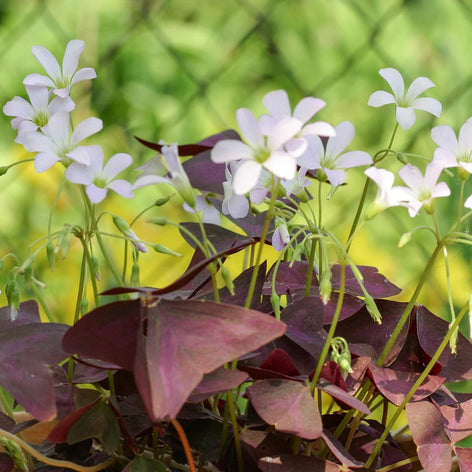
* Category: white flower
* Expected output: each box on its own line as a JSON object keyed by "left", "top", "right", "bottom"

{"left": 23, "top": 40, "right": 96, "bottom": 98}
{"left": 65, "top": 145, "right": 133, "bottom": 203}
{"left": 211, "top": 108, "right": 303, "bottom": 195}
{"left": 298, "top": 121, "right": 372, "bottom": 187}
{"left": 222, "top": 164, "right": 250, "bottom": 218}
{"left": 364, "top": 167, "right": 397, "bottom": 218}
{"left": 21, "top": 111, "right": 103, "bottom": 172}
{"left": 368, "top": 68, "right": 441, "bottom": 130}
{"left": 281, "top": 167, "right": 311, "bottom": 201}
{"left": 272, "top": 217, "right": 290, "bottom": 252}
{"left": 183, "top": 195, "right": 221, "bottom": 225}
{"left": 261, "top": 89, "right": 335, "bottom": 138}
{"left": 393, "top": 160, "right": 450, "bottom": 217}
{"left": 133, "top": 142, "right": 196, "bottom": 207}
{"left": 3, "top": 85, "right": 75, "bottom": 143}
{"left": 432, "top": 118, "right": 472, "bottom": 178}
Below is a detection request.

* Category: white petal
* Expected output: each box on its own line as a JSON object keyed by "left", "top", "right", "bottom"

{"left": 71, "top": 67, "right": 97, "bottom": 84}
{"left": 53, "top": 86, "right": 71, "bottom": 98}
{"left": 325, "top": 121, "right": 354, "bottom": 157}
{"left": 432, "top": 148, "right": 457, "bottom": 168}
{"left": 405, "top": 76, "right": 435, "bottom": 102}
{"left": 23, "top": 73, "right": 54, "bottom": 88}
{"left": 458, "top": 120, "right": 472, "bottom": 151}
{"left": 297, "top": 134, "right": 324, "bottom": 169}
{"left": 86, "top": 184, "right": 107, "bottom": 203}
{"left": 62, "top": 40, "right": 84, "bottom": 79}
{"left": 424, "top": 160, "right": 445, "bottom": 188}
{"left": 49, "top": 96, "right": 75, "bottom": 115}
{"left": 464, "top": 194, "right": 472, "bottom": 209}
{"left": 31, "top": 45, "right": 61, "bottom": 80}
{"left": 379, "top": 68, "right": 405, "bottom": 100}
{"left": 324, "top": 168, "right": 347, "bottom": 187}
{"left": 263, "top": 90, "right": 291, "bottom": 118}
{"left": 108, "top": 179, "right": 134, "bottom": 199}
{"left": 225, "top": 194, "right": 249, "bottom": 218}
{"left": 302, "top": 121, "right": 335, "bottom": 137}
{"left": 236, "top": 108, "right": 264, "bottom": 149}
{"left": 268, "top": 117, "right": 302, "bottom": 150}
{"left": 70, "top": 117, "right": 103, "bottom": 145}
{"left": 398, "top": 164, "right": 424, "bottom": 191}
{"left": 263, "top": 151, "right": 296, "bottom": 180}
{"left": 103, "top": 153, "right": 132, "bottom": 179}
{"left": 336, "top": 151, "right": 372, "bottom": 169}
{"left": 233, "top": 160, "right": 262, "bottom": 195}
{"left": 431, "top": 182, "right": 450, "bottom": 198}
{"left": 67, "top": 146, "right": 92, "bottom": 166}
{"left": 65, "top": 162, "right": 92, "bottom": 184}
{"left": 411, "top": 97, "right": 441, "bottom": 117}
{"left": 365, "top": 167, "right": 395, "bottom": 190}
{"left": 367, "top": 90, "right": 396, "bottom": 107}
{"left": 34, "top": 152, "right": 60, "bottom": 172}
{"left": 211, "top": 140, "right": 252, "bottom": 163}
{"left": 285, "top": 137, "right": 307, "bottom": 157}
{"left": 431, "top": 125, "right": 458, "bottom": 152}
{"left": 293, "top": 97, "right": 325, "bottom": 122}
{"left": 133, "top": 174, "right": 169, "bottom": 190}
{"left": 396, "top": 107, "right": 416, "bottom": 130}
{"left": 3, "top": 97, "right": 32, "bottom": 120}
{"left": 26, "top": 86, "right": 49, "bottom": 111}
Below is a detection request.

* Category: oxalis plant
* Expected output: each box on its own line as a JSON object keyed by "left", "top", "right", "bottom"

{"left": 0, "top": 39, "right": 472, "bottom": 472}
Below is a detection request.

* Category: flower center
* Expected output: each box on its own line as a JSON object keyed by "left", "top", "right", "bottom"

{"left": 33, "top": 111, "right": 49, "bottom": 128}
{"left": 254, "top": 148, "right": 271, "bottom": 164}
{"left": 93, "top": 176, "right": 108, "bottom": 189}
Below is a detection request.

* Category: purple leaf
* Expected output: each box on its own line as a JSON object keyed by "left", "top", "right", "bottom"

{"left": 246, "top": 379, "right": 322, "bottom": 439}
{"left": 317, "top": 379, "right": 371, "bottom": 415}
{"left": 134, "top": 299, "right": 286, "bottom": 421}
{"left": 319, "top": 429, "right": 365, "bottom": 468}
{"left": 63, "top": 299, "right": 142, "bottom": 371}
{"left": 258, "top": 454, "right": 351, "bottom": 471}
{"left": 0, "top": 299, "right": 41, "bottom": 330}
{"left": 0, "top": 454, "right": 14, "bottom": 472}
{"left": 0, "top": 322, "right": 69, "bottom": 421}
{"left": 406, "top": 401, "right": 453, "bottom": 472}
{"left": 440, "top": 397, "right": 472, "bottom": 443}
{"left": 188, "top": 368, "right": 249, "bottom": 403}
{"left": 416, "top": 305, "right": 472, "bottom": 381}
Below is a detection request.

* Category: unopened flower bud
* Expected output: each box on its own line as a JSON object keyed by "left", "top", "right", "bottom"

{"left": 155, "top": 196, "right": 172, "bottom": 206}
{"left": 46, "top": 241, "right": 55, "bottom": 271}
{"left": 147, "top": 217, "right": 169, "bottom": 226}
{"left": 90, "top": 256, "right": 101, "bottom": 281}
{"left": 338, "top": 351, "right": 354, "bottom": 375}
{"left": 5, "top": 278, "right": 20, "bottom": 320}
{"left": 221, "top": 265, "right": 235, "bottom": 296}
{"left": 113, "top": 215, "right": 148, "bottom": 253}
{"left": 130, "top": 262, "right": 140, "bottom": 287}
{"left": 153, "top": 243, "right": 181, "bottom": 256}
{"left": 270, "top": 291, "right": 281, "bottom": 319}
{"left": 398, "top": 232, "right": 412, "bottom": 248}
{"left": 80, "top": 298, "right": 89, "bottom": 315}
{"left": 365, "top": 295, "right": 382, "bottom": 324}
{"left": 319, "top": 270, "right": 332, "bottom": 305}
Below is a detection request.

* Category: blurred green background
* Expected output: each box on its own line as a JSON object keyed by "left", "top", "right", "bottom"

{"left": 1, "top": 0, "right": 472, "bottom": 326}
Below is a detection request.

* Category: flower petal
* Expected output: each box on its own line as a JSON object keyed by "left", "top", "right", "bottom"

{"left": 325, "top": 121, "right": 354, "bottom": 157}
{"left": 396, "top": 107, "right": 416, "bottom": 130}
{"left": 23, "top": 73, "right": 55, "bottom": 88}
{"left": 108, "top": 179, "right": 134, "bottom": 199}
{"left": 103, "top": 153, "right": 132, "bottom": 179}
{"left": 34, "top": 152, "right": 60, "bottom": 173}
{"left": 263, "top": 90, "right": 291, "bottom": 118}
{"left": 62, "top": 40, "right": 84, "bottom": 79}
{"left": 211, "top": 140, "right": 252, "bottom": 163}
{"left": 293, "top": 97, "right": 325, "bottom": 122}
{"left": 431, "top": 125, "right": 458, "bottom": 152}
{"left": 86, "top": 184, "right": 107, "bottom": 204}
{"left": 379, "top": 68, "right": 405, "bottom": 99}
{"left": 233, "top": 160, "right": 262, "bottom": 195}
{"left": 367, "top": 90, "right": 396, "bottom": 107}
{"left": 65, "top": 162, "right": 92, "bottom": 184}
{"left": 336, "top": 151, "right": 372, "bottom": 169}
{"left": 405, "top": 76, "right": 435, "bottom": 102}
{"left": 398, "top": 164, "right": 424, "bottom": 191}
{"left": 71, "top": 67, "right": 97, "bottom": 85}
{"left": 31, "top": 45, "right": 61, "bottom": 81}
{"left": 263, "top": 151, "right": 296, "bottom": 180}
{"left": 411, "top": 97, "right": 441, "bottom": 117}
{"left": 324, "top": 168, "right": 347, "bottom": 187}
{"left": 267, "top": 117, "right": 302, "bottom": 150}
{"left": 70, "top": 117, "right": 103, "bottom": 145}
{"left": 302, "top": 121, "right": 335, "bottom": 137}
{"left": 236, "top": 108, "right": 264, "bottom": 149}
{"left": 3, "top": 97, "right": 32, "bottom": 120}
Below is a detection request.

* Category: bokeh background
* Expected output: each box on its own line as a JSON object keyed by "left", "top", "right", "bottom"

{"left": 1, "top": 0, "right": 472, "bottom": 333}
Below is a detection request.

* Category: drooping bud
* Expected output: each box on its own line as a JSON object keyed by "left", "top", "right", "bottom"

{"left": 5, "top": 277, "right": 20, "bottom": 320}
{"left": 46, "top": 240, "right": 56, "bottom": 271}
{"left": 319, "top": 269, "right": 332, "bottom": 305}
{"left": 153, "top": 244, "right": 182, "bottom": 257}
{"left": 113, "top": 215, "right": 148, "bottom": 253}
{"left": 221, "top": 265, "right": 235, "bottom": 296}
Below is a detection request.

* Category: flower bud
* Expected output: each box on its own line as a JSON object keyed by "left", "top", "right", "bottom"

{"left": 319, "top": 270, "right": 332, "bottom": 305}
{"left": 364, "top": 295, "right": 382, "bottom": 324}
{"left": 130, "top": 262, "right": 140, "bottom": 287}
{"left": 46, "top": 240, "right": 56, "bottom": 271}
{"left": 153, "top": 244, "right": 181, "bottom": 257}
{"left": 80, "top": 297, "right": 89, "bottom": 315}
{"left": 221, "top": 265, "right": 235, "bottom": 296}
{"left": 155, "top": 196, "right": 172, "bottom": 206}
{"left": 90, "top": 256, "right": 101, "bottom": 281}
{"left": 5, "top": 278, "right": 20, "bottom": 320}
{"left": 398, "top": 232, "right": 412, "bottom": 248}
{"left": 147, "top": 217, "right": 169, "bottom": 226}
{"left": 270, "top": 291, "right": 281, "bottom": 319}
{"left": 113, "top": 215, "right": 148, "bottom": 253}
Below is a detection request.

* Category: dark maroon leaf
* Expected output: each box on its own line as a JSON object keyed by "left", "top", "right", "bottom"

{"left": 345, "top": 357, "right": 371, "bottom": 395}
{"left": 259, "top": 348, "right": 301, "bottom": 377}
{"left": 62, "top": 299, "right": 142, "bottom": 371}
{"left": 406, "top": 401, "right": 453, "bottom": 472}
{"left": 0, "top": 412, "right": 14, "bottom": 432}
{"left": 188, "top": 368, "right": 249, "bottom": 403}
{"left": 0, "top": 454, "right": 14, "bottom": 472}
{"left": 0, "top": 299, "right": 41, "bottom": 329}
{"left": 246, "top": 379, "right": 322, "bottom": 439}
{"left": 317, "top": 379, "right": 371, "bottom": 415}
{"left": 182, "top": 150, "right": 225, "bottom": 194}
{"left": 319, "top": 429, "right": 365, "bottom": 468}
{"left": 331, "top": 265, "right": 401, "bottom": 298}
{"left": 134, "top": 299, "right": 286, "bottom": 421}
{"left": 368, "top": 363, "right": 445, "bottom": 406}
{"left": 263, "top": 261, "right": 313, "bottom": 296}
{"left": 0, "top": 322, "right": 68, "bottom": 421}
{"left": 335, "top": 299, "right": 411, "bottom": 366}
{"left": 320, "top": 361, "right": 346, "bottom": 389}
{"left": 135, "top": 136, "right": 211, "bottom": 155}
{"left": 122, "top": 455, "right": 168, "bottom": 472}
{"left": 416, "top": 305, "right": 472, "bottom": 382}
{"left": 258, "top": 454, "right": 350, "bottom": 471}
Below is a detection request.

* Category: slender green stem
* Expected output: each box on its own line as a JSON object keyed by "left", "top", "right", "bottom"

{"left": 81, "top": 238, "right": 100, "bottom": 307}
{"left": 244, "top": 179, "right": 279, "bottom": 308}
{"left": 365, "top": 301, "right": 470, "bottom": 468}
{"left": 310, "top": 263, "right": 346, "bottom": 393}
{"left": 30, "top": 284, "right": 56, "bottom": 322}
{"left": 377, "top": 242, "right": 442, "bottom": 366}
{"left": 73, "top": 251, "right": 88, "bottom": 324}
{"left": 226, "top": 391, "right": 243, "bottom": 472}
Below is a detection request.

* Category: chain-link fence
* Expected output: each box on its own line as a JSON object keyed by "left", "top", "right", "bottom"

{"left": 1, "top": 0, "right": 472, "bottom": 319}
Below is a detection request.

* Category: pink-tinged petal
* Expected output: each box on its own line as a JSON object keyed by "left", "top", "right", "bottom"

{"left": 431, "top": 182, "right": 450, "bottom": 198}
{"left": 62, "top": 40, "right": 84, "bottom": 79}
{"left": 70, "top": 117, "right": 103, "bottom": 145}
{"left": 268, "top": 117, "right": 302, "bottom": 150}
{"left": 432, "top": 148, "right": 457, "bottom": 168}
{"left": 297, "top": 134, "right": 324, "bottom": 169}
{"left": 398, "top": 164, "right": 424, "bottom": 191}
{"left": 26, "top": 86, "right": 49, "bottom": 111}
{"left": 3, "top": 97, "right": 32, "bottom": 120}
{"left": 302, "top": 121, "right": 335, "bottom": 137}
{"left": 259, "top": 114, "right": 277, "bottom": 135}
{"left": 324, "top": 168, "right": 347, "bottom": 187}
{"left": 458, "top": 120, "right": 472, "bottom": 150}
{"left": 336, "top": 151, "right": 372, "bottom": 169}
{"left": 86, "top": 184, "right": 107, "bottom": 203}
{"left": 250, "top": 187, "right": 269, "bottom": 204}
{"left": 223, "top": 190, "right": 249, "bottom": 218}
{"left": 294, "top": 97, "right": 325, "bottom": 122}
{"left": 411, "top": 97, "right": 441, "bottom": 117}
{"left": 396, "top": 107, "right": 416, "bottom": 130}
{"left": 23, "top": 73, "right": 54, "bottom": 88}
{"left": 65, "top": 163, "right": 92, "bottom": 184}
{"left": 263, "top": 151, "right": 296, "bottom": 180}
{"left": 285, "top": 137, "right": 307, "bottom": 157}
{"left": 67, "top": 146, "right": 93, "bottom": 166}
{"left": 34, "top": 152, "right": 60, "bottom": 172}
{"left": 379, "top": 68, "right": 405, "bottom": 99}
{"left": 211, "top": 139, "right": 252, "bottom": 163}
{"left": 133, "top": 174, "right": 169, "bottom": 190}
{"left": 31, "top": 45, "right": 61, "bottom": 80}
{"left": 263, "top": 90, "right": 291, "bottom": 118}
{"left": 71, "top": 67, "right": 97, "bottom": 85}
{"left": 236, "top": 108, "right": 264, "bottom": 148}
{"left": 367, "top": 90, "right": 396, "bottom": 107}
{"left": 325, "top": 121, "right": 354, "bottom": 157}
{"left": 271, "top": 228, "right": 286, "bottom": 252}
{"left": 405, "top": 76, "right": 435, "bottom": 102}
{"left": 464, "top": 194, "right": 472, "bottom": 209}
{"left": 103, "top": 153, "right": 132, "bottom": 179}
{"left": 108, "top": 179, "right": 134, "bottom": 199}
{"left": 424, "top": 160, "right": 445, "bottom": 188}
{"left": 431, "top": 125, "right": 458, "bottom": 152}
{"left": 365, "top": 167, "right": 395, "bottom": 190}
{"left": 407, "top": 202, "right": 423, "bottom": 217}
{"left": 233, "top": 160, "right": 262, "bottom": 195}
